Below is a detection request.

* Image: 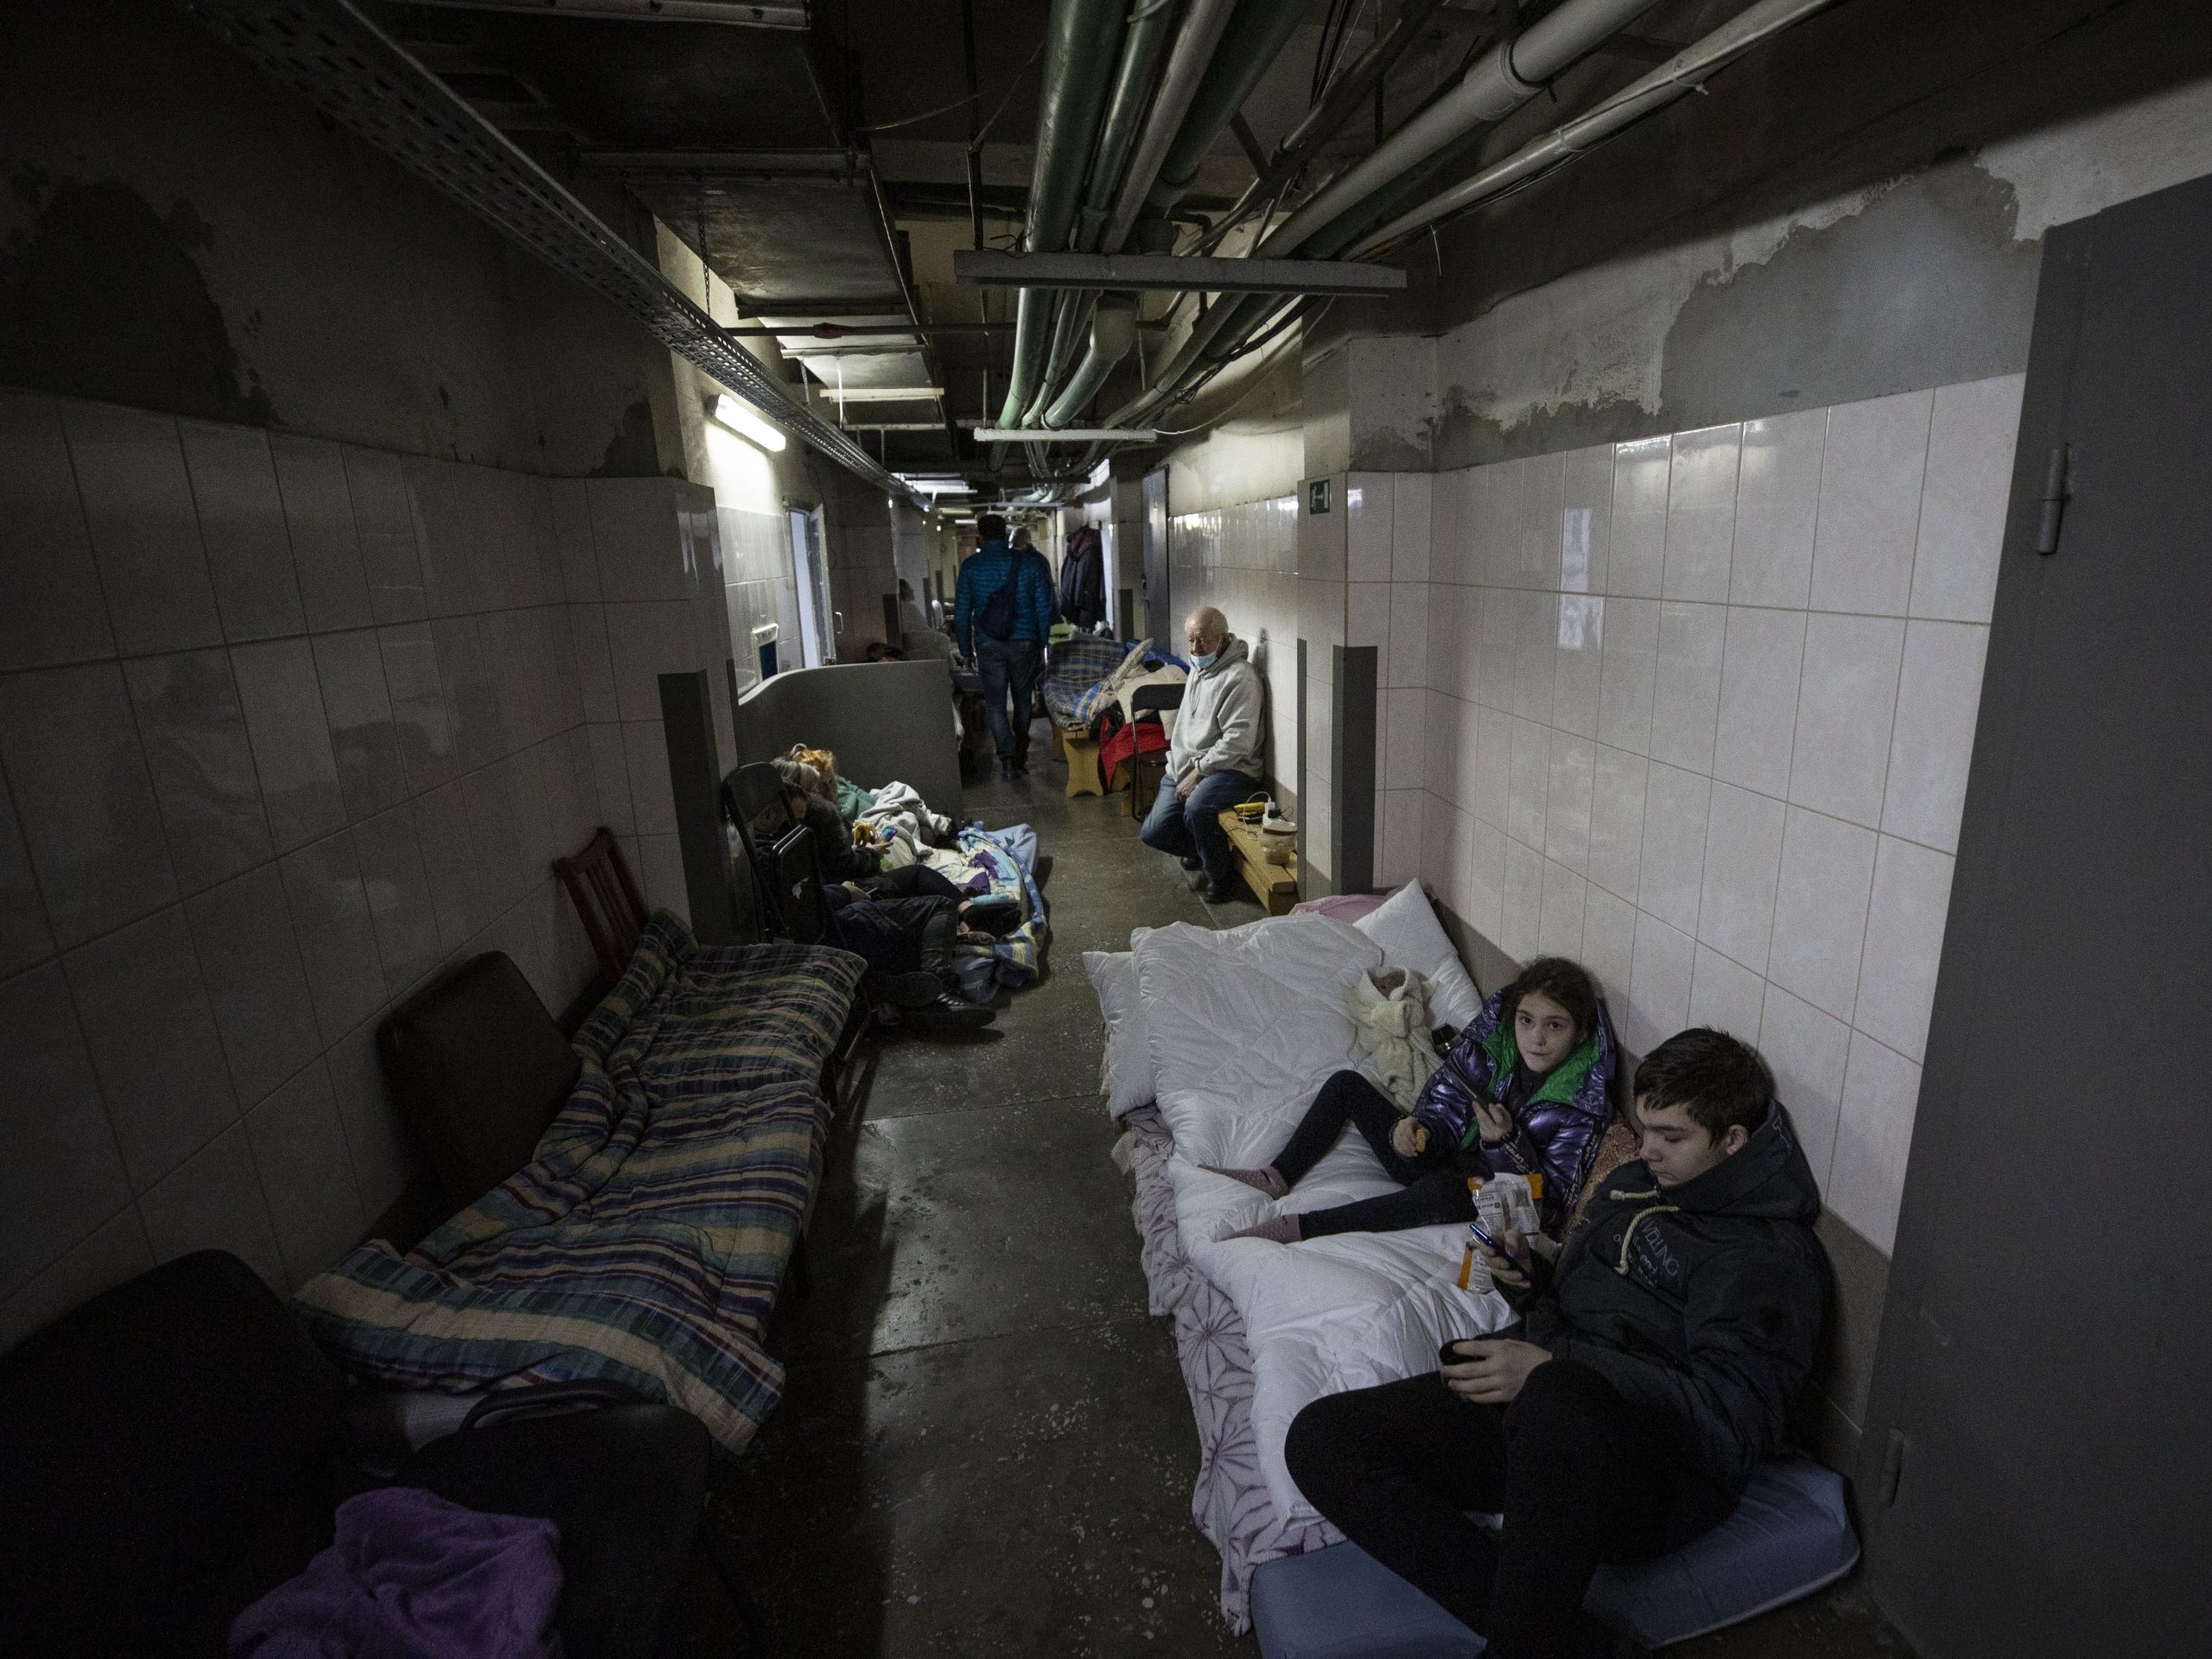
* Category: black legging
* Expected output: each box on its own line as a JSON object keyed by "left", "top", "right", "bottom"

{"left": 1269, "top": 1070, "right": 1478, "bottom": 1239}
{"left": 856, "top": 864, "right": 964, "bottom": 903}
{"left": 1284, "top": 1361, "right": 1725, "bottom": 1657}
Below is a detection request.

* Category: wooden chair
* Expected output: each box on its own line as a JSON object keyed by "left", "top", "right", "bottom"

{"left": 554, "top": 828, "right": 648, "bottom": 987}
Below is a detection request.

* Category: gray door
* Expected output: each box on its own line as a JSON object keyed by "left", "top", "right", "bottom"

{"left": 1141, "top": 467, "right": 1170, "bottom": 650}
{"left": 1859, "top": 173, "right": 2212, "bottom": 1656}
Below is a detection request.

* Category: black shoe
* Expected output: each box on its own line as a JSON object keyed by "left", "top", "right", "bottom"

{"left": 961, "top": 895, "right": 1022, "bottom": 936}
{"left": 998, "top": 762, "right": 1017, "bottom": 781}
{"left": 907, "top": 991, "right": 995, "bottom": 1030}
{"left": 880, "top": 970, "right": 948, "bottom": 1010}
{"left": 1197, "top": 875, "right": 1247, "bottom": 905}
{"left": 1179, "top": 856, "right": 1204, "bottom": 872}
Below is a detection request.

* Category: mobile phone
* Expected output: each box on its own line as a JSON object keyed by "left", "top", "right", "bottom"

{"left": 1439, "top": 1338, "right": 1483, "bottom": 1368}
{"left": 1465, "top": 1218, "right": 1522, "bottom": 1273}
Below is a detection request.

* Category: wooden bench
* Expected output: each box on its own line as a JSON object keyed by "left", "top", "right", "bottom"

{"left": 1057, "top": 721, "right": 1108, "bottom": 798}
{"left": 1216, "top": 810, "right": 1300, "bottom": 915}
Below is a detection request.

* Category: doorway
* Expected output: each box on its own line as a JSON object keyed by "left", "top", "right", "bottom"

{"left": 788, "top": 505, "right": 834, "bottom": 668}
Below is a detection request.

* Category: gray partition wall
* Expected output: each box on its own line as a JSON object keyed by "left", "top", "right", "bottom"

{"left": 730, "top": 659, "right": 963, "bottom": 819}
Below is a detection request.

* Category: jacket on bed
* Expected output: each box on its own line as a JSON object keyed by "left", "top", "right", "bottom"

{"left": 1504, "top": 1103, "right": 1829, "bottom": 1501}
{"left": 1409, "top": 987, "right": 1617, "bottom": 1231}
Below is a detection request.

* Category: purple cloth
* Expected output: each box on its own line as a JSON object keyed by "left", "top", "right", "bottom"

{"left": 231, "top": 1487, "right": 563, "bottom": 1659}
{"left": 1287, "top": 891, "right": 1389, "bottom": 923}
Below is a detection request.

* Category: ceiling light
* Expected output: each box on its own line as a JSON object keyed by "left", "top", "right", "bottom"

{"left": 704, "top": 392, "right": 786, "bottom": 452}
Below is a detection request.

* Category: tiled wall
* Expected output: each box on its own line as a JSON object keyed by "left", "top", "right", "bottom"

{"left": 1166, "top": 496, "right": 1300, "bottom": 807}
{"left": 720, "top": 505, "right": 803, "bottom": 688}
{"left": 1357, "top": 375, "right": 2023, "bottom": 1255}
{"left": 0, "top": 388, "right": 735, "bottom": 1349}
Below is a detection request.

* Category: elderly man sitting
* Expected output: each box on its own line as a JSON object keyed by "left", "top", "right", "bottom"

{"left": 1140, "top": 605, "right": 1266, "bottom": 903}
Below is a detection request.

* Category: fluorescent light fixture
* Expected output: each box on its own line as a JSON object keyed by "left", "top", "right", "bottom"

{"left": 704, "top": 392, "right": 786, "bottom": 452}
{"left": 896, "top": 476, "right": 976, "bottom": 496}
{"left": 971, "top": 427, "right": 1158, "bottom": 443}
{"left": 804, "top": 385, "right": 944, "bottom": 403}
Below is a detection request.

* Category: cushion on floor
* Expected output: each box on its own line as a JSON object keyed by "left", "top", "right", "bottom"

{"left": 1250, "top": 1458, "right": 1858, "bottom": 1659}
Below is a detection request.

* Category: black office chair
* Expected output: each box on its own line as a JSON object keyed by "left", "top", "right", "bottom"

{"left": 1125, "top": 681, "right": 1185, "bottom": 819}
{"left": 719, "top": 762, "right": 829, "bottom": 946}
{"left": 0, "top": 1251, "right": 766, "bottom": 1659}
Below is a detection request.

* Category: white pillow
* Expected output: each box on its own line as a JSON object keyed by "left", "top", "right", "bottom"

{"left": 1353, "top": 883, "right": 1484, "bottom": 1031}
{"left": 1084, "top": 944, "right": 1156, "bottom": 1118}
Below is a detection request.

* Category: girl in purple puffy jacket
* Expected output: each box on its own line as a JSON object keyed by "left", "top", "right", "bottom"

{"left": 1210, "top": 957, "right": 1617, "bottom": 1243}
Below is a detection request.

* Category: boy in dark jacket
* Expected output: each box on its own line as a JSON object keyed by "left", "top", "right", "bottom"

{"left": 1284, "top": 1027, "right": 1828, "bottom": 1659}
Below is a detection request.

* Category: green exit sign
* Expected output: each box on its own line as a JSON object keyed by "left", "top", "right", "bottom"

{"left": 1308, "top": 478, "right": 1332, "bottom": 515}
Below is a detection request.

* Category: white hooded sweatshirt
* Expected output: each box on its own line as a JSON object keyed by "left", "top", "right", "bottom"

{"left": 1166, "top": 633, "right": 1265, "bottom": 782}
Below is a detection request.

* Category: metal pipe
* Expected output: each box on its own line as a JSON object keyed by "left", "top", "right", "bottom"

{"left": 1098, "top": 0, "right": 1239, "bottom": 255}
{"left": 1144, "top": 0, "right": 1312, "bottom": 213}
{"left": 1042, "top": 296, "right": 1139, "bottom": 427}
{"left": 996, "top": 0, "right": 1132, "bottom": 425}
{"left": 1071, "top": 0, "right": 1179, "bottom": 253}
{"left": 1350, "top": 0, "right": 1848, "bottom": 255}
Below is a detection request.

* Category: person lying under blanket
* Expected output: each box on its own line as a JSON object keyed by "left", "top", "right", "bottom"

{"left": 1208, "top": 957, "right": 1615, "bottom": 1243}
{"left": 1283, "top": 1028, "right": 1829, "bottom": 1659}
{"left": 821, "top": 865, "right": 1020, "bottom": 1031}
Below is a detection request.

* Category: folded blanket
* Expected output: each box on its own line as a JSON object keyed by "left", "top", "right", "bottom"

{"left": 1350, "top": 967, "right": 1438, "bottom": 1111}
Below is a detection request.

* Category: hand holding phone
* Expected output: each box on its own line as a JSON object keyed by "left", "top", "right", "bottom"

{"left": 1467, "top": 1219, "right": 1530, "bottom": 1287}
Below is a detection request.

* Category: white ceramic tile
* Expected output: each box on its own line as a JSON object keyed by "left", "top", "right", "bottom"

{"left": 583, "top": 724, "right": 635, "bottom": 836}
{"left": 184, "top": 861, "right": 321, "bottom": 1109}
{"left": 1430, "top": 470, "right": 1470, "bottom": 586}
{"left": 121, "top": 650, "right": 272, "bottom": 894}
{"left": 1853, "top": 836, "right": 1955, "bottom": 1065}
{"left": 1537, "top": 859, "right": 1586, "bottom": 959}
{"left": 1543, "top": 730, "right": 1594, "bottom": 875}
{"left": 1580, "top": 885, "right": 1637, "bottom": 1010}
{"left": 569, "top": 603, "right": 620, "bottom": 722}
{"left": 1419, "top": 791, "right": 1455, "bottom": 897}
{"left": 62, "top": 906, "right": 236, "bottom": 1192}
{"left": 1809, "top": 390, "right": 1932, "bottom": 616}
{"left": 400, "top": 455, "right": 467, "bottom": 618}
{"left": 1464, "top": 815, "right": 1506, "bottom": 941}
{"left": 1662, "top": 423, "right": 1740, "bottom": 603}
{"left": 1649, "top": 601, "right": 1726, "bottom": 775}
{"left": 311, "top": 630, "right": 409, "bottom": 822}
{"left": 244, "top": 1060, "right": 366, "bottom": 1290}
{"left": 1560, "top": 445, "right": 1614, "bottom": 596}
{"left": 230, "top": 639, "right": 347, "bottom": 854}
{"left": 1730, "top": 407, "right": 1827, "bottom": 608}
{"left": 325, "top": 1013, "right": 413, "bottom": 1219}
{"left": 353, "top": 803, "right": 444, "bottom": 998}
{"left": 1383, "top": 688, "right": 1425, "bottom": 790}
{"left": 1452, "top": 696, "right": 1489, "bottom": 816}
{"left": 1386, "top": 585, "right": 1428, "bottom": 689}
{"left": 0, "top": 961, "right": 132, "bottom": 1300}
{"left": 548, "top": 477, "right": 601, "bottom": 602}
{"left": 1637, "top": 761, "right": 1710, "bottom": 934}
{"left": 0, "top": 391, "right": 115, "bottom": 670}
{"left": 1501, "top": 837, "right": 1545, "bottom": 960}
{"left": 1475, "top": 587, "right": 1517, "bottom": 711}
{"left": 1506, "top": 716, "right": 1549, "bottom": 851}
{"left": 1346, "top": 474, "right": 1393, "bottom": 582}
{"left": 430, "top": 616, "right": 509, "bottom": 773}
{"left": 0, "top": 1207, "right": 151, "bottom": 1355}
{"left": 279, "top": 829, "right": 386, "bottom": 1046}
{"left": 1758, "top": 983, "right": 1851, "bottom": 1190}
{"left": 1348, "top": 582, "right": 1391, "bottom": 664}
{"left": 1688, "top": 944, "right": 1765, "bottom": 1041}
{"left": 1517, "top": 452, "right": 1566, "bottom": 590}
{"left": 1712, "top": 607, "right": 1807, "bottom": 799}
{"left": 1608, "top": 437, "right": 1670, "bottom": 598}
{"left": 1830, "top": 1032, "right": 1923, "bottom": 1254}
{"left": 1377, "top": 790, "right": 1422, "bottom": 888}
{"left": 1789, "top": 613, "right": 1904, "bottom": 830}
{"left": 1391, "top": 474, "right": 1431, "bottom": 582}
{"left": 1552, "top": 596, "right": 1603, "bottom": 740}
{"left": 601, "top": 600, "right": 706, "bottom": 724}
{"left": 1586, "top": 744, "right": 1647, "bottom": 905}
{"left": 178, "top": 420, "right": 306, "bottom": 643}
{"left": 1881, "top": 620, "right": 1987, "bottom": 855}
{"left": 1627, "top": 910, "right": 1695, "bottom": 1058}
{"left": 377, "top": 623, "right": 460, "bottom": 796}
{"left": 1769, "top": 806, "right": 1878, "bottom": 1021}
{"left": 269, "top": 433, "right": 374, "bottom": 632}
{"left": 60, "top": 401, "right": 223, "bottom": 656}
{"left": 462, "top": 757, "right": 532, "bottom": 914}
{"left": 348, "top": 447, "right": 429, "bottom": 626}
{"left": 1511, "top": 589, "right": 1556, "bottom": 725}
{"left": 1911, "top": 375, "right": 2023, "bottom": 624}
{"left": 1595, "top": 595, "right": 1658, "bottom": 756}
{"left": 0, "top": 664, "right": 177, "bottom": 948}
{"left": 1697, "top": 782, "right": 1786, "bottom": 976}
{"left": 0, "top": 786, "right": 50, "bottom": 978}
{"left": 138, "top": 1121, "right": 284, "bottom": 1290}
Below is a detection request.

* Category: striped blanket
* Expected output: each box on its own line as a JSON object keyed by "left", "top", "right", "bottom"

{"left": 948, "top": 824, "right": 1049, "bottom": 1001}
{"left": 295, "top": 915, "right": 864, "bottom": 1453}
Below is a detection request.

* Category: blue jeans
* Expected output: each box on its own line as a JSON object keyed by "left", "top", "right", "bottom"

{"left": 975, "top": 638, "right": 1043, "bottom": 764}
{"left": 1140, "top": 767, "right": 1263, "bottom": 887}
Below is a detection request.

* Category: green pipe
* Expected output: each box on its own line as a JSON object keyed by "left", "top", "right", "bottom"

{"left": 1071, "top": 0, "right": 1179, "bottom": 253}
{"left": 1149, "top": 0, "right": 1308, "bottom": 205}
{"left": 998, "top": 0, "right": 1129, "bottom": 425}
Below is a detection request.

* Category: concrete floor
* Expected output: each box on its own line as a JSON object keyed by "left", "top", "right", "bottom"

{"left": 689, "top": 736, "right": 1905, "bottom": 1659}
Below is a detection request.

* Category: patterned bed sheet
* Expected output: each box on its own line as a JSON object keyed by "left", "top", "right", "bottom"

{"left": 1125, "top": 1105, "right": 1338, "bottom": 1633}
{"left": 295, "top": 914, "right": 865, "bottom": 1455}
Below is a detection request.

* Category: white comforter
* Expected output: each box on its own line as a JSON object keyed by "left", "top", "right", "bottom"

{"left": 1134, "top": 915, "right": 1514, "bottom": 1526}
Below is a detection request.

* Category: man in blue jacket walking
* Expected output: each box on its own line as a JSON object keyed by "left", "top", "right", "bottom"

{"left": 956, "top": 513, "right": 1058, "bottom": 779}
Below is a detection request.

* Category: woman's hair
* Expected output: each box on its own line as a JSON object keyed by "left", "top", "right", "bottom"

{"left": 1502, "top": 957, "right": 1601, "bottom": 1049}
{"left": 785, "top": 745, "right": 838, "bottom": 798}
